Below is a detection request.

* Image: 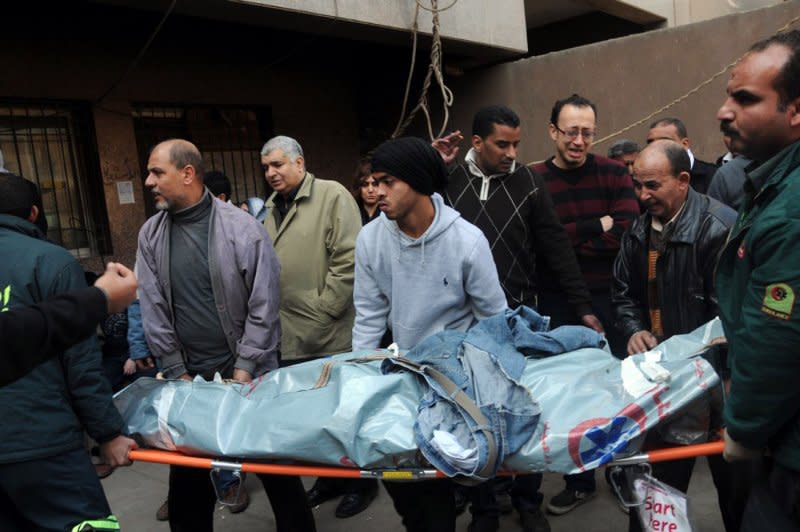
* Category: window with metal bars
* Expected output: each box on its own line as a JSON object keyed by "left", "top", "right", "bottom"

{"left": 132, "top": 105, "right": 272, "bottom": 217}
{"left": 0, "top": 101, "right": 110, "bottom": 258}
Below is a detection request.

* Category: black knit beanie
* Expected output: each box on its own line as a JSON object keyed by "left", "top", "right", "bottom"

{"left": 370, "top": 137, "right": 447, "bottom": 195}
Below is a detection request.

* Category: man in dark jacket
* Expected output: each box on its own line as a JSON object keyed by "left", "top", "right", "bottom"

{"left": 1, "top": 262, "right": 138, "bottom": 387}
{"left": 0, "top": 173, "right": 137, "bottom": 532}
{"left": 611, "top": 140, "right": 739, "bottom": 531}
{"left": 612, "top": 140, "right": 736, "bottom": 354}
{"left": 646, "top": 117, "right": 718, "bottom": 194}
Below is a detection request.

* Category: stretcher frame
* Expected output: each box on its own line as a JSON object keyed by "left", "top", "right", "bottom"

{"left": 128, "top": 440, "right": 725, "bottom": 480}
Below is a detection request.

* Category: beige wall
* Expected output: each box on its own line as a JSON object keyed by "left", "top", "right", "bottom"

{"left": 628, "top": 0, "right": 786, "bottom": 26}
{"left": 547, "top": 0, "right": 787, "bottom": 27}
{"left": 448, "top": 2, "right": 800, "bottom": 166}
{"left": 235, "top": 0, "right": 529, "bottom": 53}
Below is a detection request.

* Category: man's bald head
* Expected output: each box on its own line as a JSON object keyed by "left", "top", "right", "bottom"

{"left": 631, "top": 140, "right": 691, "bottom": 223}
{"left": 639, "top": 139, "right": 691, "bottom": 176}
{"left": 145, "top": 139, "right": 206, "bottom": 212}
{"left": 153, "top": 139, "right": 206, "bottom": 179}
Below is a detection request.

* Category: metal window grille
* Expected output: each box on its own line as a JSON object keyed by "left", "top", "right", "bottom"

{"left": 0, "top": 101, "right": 110, "bottom": 258}
{"left": 133, "top": 105, "right": 272, "bottom": 216}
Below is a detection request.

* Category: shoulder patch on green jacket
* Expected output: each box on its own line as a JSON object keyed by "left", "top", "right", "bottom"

{"left": 1, "top": 284, "right": 10, "bottom": 312}
{"left": 761, "top": 283, "right": 795, "bottom": 320}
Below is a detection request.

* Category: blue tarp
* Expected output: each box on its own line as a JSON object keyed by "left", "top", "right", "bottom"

{"left": 114, "top": 318, "right": 724, "bottom": 476}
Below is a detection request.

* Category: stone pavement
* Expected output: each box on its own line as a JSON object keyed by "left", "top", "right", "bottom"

{"left": 104, "top": 458, "right": 724, "bottom": 531}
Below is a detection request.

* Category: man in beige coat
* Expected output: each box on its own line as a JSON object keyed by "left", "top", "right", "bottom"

{"left": 261, "top": 136, "right": 361, "bottom": 362}
{"left": 261, "top": 135, "right": 371, "bottom": 517}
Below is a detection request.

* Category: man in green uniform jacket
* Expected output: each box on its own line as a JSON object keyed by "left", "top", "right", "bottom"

{"left": 715, "top": 30, "right": 800, "bottom": 529}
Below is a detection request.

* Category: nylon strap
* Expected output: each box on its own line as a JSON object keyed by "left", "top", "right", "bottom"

{"left": 389, "top": 356, "right": 498, "bottom": 482}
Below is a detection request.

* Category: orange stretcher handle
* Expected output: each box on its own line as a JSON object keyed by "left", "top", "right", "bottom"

{"left": 241, "top": 462, "right": 373, "bottom": 478}
{"left": 129, "top": 449, "right": 213, "bottom": 469}
{"left": 645, "top": 440, "right": 725, "bottom": 463}
{"left": 128, "top": 449, "right": 445, "bottom": 479}
{"left": 129, "top": 440, "right": 727, "bottom": 477}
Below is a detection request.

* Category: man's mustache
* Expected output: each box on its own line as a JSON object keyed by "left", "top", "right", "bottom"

{"left": 720, "top": 122, "right": 739, "bottom": 138}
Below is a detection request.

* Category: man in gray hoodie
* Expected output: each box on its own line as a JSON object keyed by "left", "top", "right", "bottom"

{"left": 352, "top": 136, "right": 507, "bottom": 531}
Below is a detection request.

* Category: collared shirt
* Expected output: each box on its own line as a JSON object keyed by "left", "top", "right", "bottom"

{"left": 272, "top": 177, "right": 306, "bottom": 227}
{"left": 650, "top": 200, "right": 686, "bottom": 254}
{"left": 651, "top": 199, "right": 687, "bottom": 233}
{"left": 464, "top": 148, "right": 517, "bottom": 201}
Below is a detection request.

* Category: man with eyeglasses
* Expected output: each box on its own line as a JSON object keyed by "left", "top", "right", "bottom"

{"left": 531, "top": 93, "right": 639, "bottom": 516}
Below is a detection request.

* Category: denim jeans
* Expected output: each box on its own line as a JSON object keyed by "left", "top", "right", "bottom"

{"left": 383, "top": 306, "right": 604, "bottom": 479}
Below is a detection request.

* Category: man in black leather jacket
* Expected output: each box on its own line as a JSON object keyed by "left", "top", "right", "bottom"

{"left": 611, "top": 140, "right": 741, "bottom": 532}
{"left": 612, "top": 140, "right": 736, "bottom": 354}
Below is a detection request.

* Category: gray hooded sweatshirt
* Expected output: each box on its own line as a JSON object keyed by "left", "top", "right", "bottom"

{"left": 352, "top": 193, "right": 507, "bottom": 350}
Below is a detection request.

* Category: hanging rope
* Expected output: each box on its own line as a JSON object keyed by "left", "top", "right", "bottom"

{"left": 391, "top": 0, "right": 456, "bottom": 140}
{"left": 593, "top": 13, "right": 800, "bottom": 146}
{"left": 414, "top": 0, "right": 459, "bottom": 13}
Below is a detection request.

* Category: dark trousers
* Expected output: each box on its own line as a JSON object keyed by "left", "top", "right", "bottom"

{"left": 741, "top": 459, "right": 800, "bottom": 532}
{"left": 168, "top": 464, "right": 315, "bottom": 532}
{"left": 0, "top": 446, "right": 112, "bottom": 532}
{"left": 383, "top": 479, "right": 456, "bottom": 532}
{"left": 344, "top": 478, "right": 378, "bottom": 495}
{"left": 311, "top": 476, "right": 378, "bottom": 498}
{"left": 471, "top": 473, "right": 544, "bottom": 518}
{"left": 628, "top": 453, "right": 747, "bottom": 532}
{"left": 564, "top": 469, "right": 597, "bottom": 492}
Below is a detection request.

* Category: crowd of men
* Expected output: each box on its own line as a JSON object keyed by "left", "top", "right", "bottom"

{"left": 0, "top": 29, "right": 799, "bottom": 532}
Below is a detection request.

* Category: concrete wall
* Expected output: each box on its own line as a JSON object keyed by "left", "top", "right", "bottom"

{"left": 627, "top": 0, "right": 785, "bottom": 26}
{"left": 448, "top": 2, "right": 800, "bottom": 166}
{"left": 236, "top": 0, "right": 528, "bottom": 53}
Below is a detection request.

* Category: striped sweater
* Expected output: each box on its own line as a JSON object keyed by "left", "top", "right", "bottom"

{"left": 531, "top": 154, "right": 639, "bottom": 292}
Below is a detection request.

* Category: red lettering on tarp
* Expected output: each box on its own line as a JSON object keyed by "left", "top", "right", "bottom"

{"left": 242, "top": 374, "right": 266, "bottom": 398}
{"left": 694, "top": 359, "right": 708, "bottom": 390}
{"left": 540, "top": 422, "right": 552, "bottom": 465}
{"left": 651, "top": 386, "right": 671, "bottom": 421}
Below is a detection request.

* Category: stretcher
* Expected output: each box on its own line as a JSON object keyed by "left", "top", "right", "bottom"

{"left": 127, "top": 440, "right": 725, "bottom": 480}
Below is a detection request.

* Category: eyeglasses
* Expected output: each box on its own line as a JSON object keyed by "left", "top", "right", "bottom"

{"left": 553, "top": 125, "right": 596, "bottom": 141}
